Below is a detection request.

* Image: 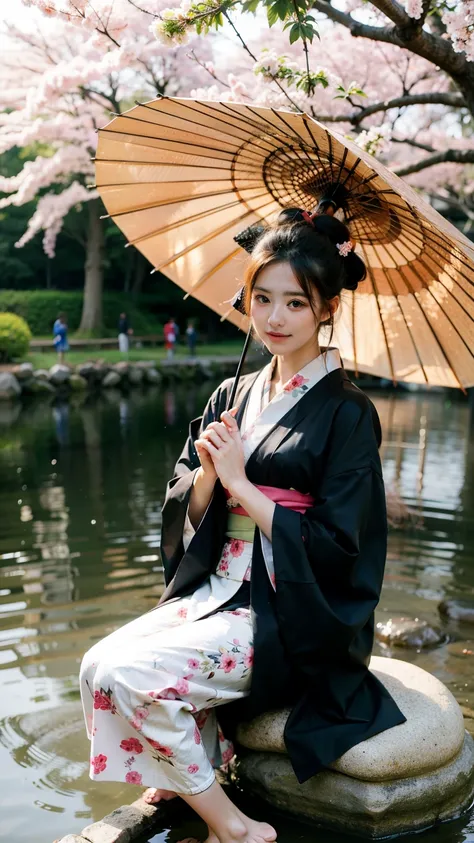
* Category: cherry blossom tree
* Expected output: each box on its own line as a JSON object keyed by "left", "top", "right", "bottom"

{"left": 0, "top": 0, "right": 207, "bottom": 332}
{"left": 136, "top": 0, "right": 473, "bottom": 228}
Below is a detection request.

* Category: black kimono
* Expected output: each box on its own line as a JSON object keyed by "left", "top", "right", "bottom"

{"left": 160, "top": 357, "right": 406, "bottom": 784}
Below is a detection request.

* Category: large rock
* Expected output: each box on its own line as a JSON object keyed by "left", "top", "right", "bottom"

{"left": 48, "top": 364, "right": 71, "bottom": 385}
{"left": 77, "top": 362, "right": 97, "bottom": 381}
{"left": 24, "top": 378, "right": 56, "bottom": 395}
{"left": 12, "top": 362, "right": 34, "bottom": 381}
{"left": 234, "top": 657, "right": 474, "bottom": 836}
{"left": 0, "top": 372, "right": 21, "bottom": 399}
{"left": 234, "top": 736, "right": 474, "bottom": 838}
{"left": 33, "top": 368, "right": 49, "bottom": 381}
{"left": 375, "top": 617, "right": 445, "bottom": 650}
{"left": 439, "top": 600, "right": 474, "bottom": 624}
{"left": 102, "top": 370, "right": 121, "bottom": 388}
{"left": 69, "top": 373, "right": 88, "bottom": 391}
{"left": 145, "top": 367, "right": 162, "bottom": 384}
{"left": 128, "top": 366, "right": 144, "bottom": 385}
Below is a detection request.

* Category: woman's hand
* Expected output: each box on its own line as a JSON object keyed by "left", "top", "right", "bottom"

{"left": 195, "top": 409, "right": 246, "bottom": 495}
{"left": 194, "top": 436, "right": 218, "bottom": 484}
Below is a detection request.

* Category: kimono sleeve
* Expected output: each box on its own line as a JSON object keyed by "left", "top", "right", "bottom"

{"left": 272, "top": 397, "right": 387, "bottom": 675}
{"left": 160, "top": 384, "right": 224, "bottom": 585}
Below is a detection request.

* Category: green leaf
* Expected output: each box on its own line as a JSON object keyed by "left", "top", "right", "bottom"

{"left": 289, "top": 22, "right": 302, "bottom": 42}
{"left": 242, "top": 0, "right": 259, "bottom": 12}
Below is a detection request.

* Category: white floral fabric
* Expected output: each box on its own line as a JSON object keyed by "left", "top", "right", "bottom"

{"left": 80, "top": 598, "right": 252, "bottom": 794}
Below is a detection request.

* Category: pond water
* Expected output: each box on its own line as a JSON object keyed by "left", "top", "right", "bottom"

{"left": 0, "top": 384, "right": 473, "bottom": 843}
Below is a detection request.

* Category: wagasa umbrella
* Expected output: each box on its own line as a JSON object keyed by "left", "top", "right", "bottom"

{"left": 95, "top": 96, "right": 474, "bottom": 390}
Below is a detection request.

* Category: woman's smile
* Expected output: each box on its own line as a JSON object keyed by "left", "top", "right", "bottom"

{"left": 266, "top": 330, "right": 291, "bottom": 341}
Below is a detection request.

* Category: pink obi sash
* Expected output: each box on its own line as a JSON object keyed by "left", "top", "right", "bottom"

{"left": 225, "top": 484, "right": 314, "bottom": 516}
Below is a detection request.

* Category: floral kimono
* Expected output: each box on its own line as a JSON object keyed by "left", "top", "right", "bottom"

{"left": 80, "top": 348, "right": 405, "bottom": 793}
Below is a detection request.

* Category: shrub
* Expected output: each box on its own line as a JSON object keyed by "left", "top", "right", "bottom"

{"left": 0, "top": 312, "right": 32, "bottom": 362}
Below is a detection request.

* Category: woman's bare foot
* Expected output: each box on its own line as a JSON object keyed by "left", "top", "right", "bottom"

{"left": 142, "top": 787, "right": 177, "bottom": 804}
{"left": 221, "top": 814, "right": 276, "bottom": 843}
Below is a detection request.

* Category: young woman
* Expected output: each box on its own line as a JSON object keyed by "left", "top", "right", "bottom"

{"left": 80, "top": 210, "right": 405, "bottom": 843}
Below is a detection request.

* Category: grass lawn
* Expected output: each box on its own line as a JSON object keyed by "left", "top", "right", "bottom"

{"left": 25, "top": 340, "right": 246, "bottom": 370}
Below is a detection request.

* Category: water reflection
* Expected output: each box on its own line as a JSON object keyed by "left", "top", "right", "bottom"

{"left": 0, "top": 386, "right": 473, "bottom": 843}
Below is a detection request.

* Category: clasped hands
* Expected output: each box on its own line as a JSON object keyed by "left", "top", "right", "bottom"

{"left": 195, "top": 409, "right": 247, "bottom": 496}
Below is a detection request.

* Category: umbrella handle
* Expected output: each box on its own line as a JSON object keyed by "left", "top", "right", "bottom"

{"left": 226, "top": 325, "right": 253, "bottom": 412}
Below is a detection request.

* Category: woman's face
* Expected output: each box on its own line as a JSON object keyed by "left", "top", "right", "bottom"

{"left": 250, "top": 261, "right": 330, "bottom": 357}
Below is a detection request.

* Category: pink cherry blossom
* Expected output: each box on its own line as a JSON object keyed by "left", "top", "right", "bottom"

{"left": 188, "top": 658, "right": 200, "bottom": 669}
{"left": 125, "top": 771, "right": 143, "bottom": 785}
{"left": 91, "top": 753, "right": 107, "bottom": 774}
{"left": 229, "top": 539, "right": 244, "bottom": 558}
{"left": 187, "top": 764, "right": 199, "bottom": 773}
{"left": 177, "top": 606, "right": 188, "bottom": 619}
{"left": 175, "top": 677, "right": 190, "bottom": 695}
{"left": 93, "top": 690, "right": 116, "bottom": 713}
{"left": 120, "top": 738, "right": 144, "bottom": 754}
{"left": 284, "top": 374, "right": 308, "bottom": 392}
{"left": 244, "top": 647, "right": 254, "bottom": 669}
{"left": 220, "top": 653, "right": 237, "bottom": 673}
{"left": 134, "top": 706, "right": 149, "bottom": 720}
{"left": 147, "top": 739, "right": 174, "bottom": 757}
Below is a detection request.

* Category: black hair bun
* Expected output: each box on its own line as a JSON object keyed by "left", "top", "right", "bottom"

{"left": 280, "top": 209, "right": 367, "bottom": 291}
{"left": 343, "top": 251, "right": 366, "bottom": 290}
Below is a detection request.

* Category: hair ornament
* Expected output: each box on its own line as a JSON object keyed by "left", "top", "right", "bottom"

{"left": 301, "top": 210, "right": 317, "bottom": 226}
{"left": 336, "top": 240, "right": 353, "bottom": 257}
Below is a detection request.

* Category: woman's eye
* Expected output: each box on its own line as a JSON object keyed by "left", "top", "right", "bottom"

{"left": 254, "top": 294, "right": 270, "bottom": 304}
{"left": 288, "top": 300, "right": 305, "bottom": 309}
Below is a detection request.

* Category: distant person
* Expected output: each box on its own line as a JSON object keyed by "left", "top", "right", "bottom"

{"left": 52, "top": 312, "right": 69, "bottom": 365}
{"left": 118, "top": 312, "right": 132, "bottom": 354}
{"left": 186, "top": 319, "right": 197, "bottom": 358}
{"left": 164, "top": 317, "right": 179, "bottom": 360}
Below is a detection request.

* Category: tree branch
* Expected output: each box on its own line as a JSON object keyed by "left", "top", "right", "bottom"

{"left": 365, "top": 0, "right": 411, "bottom": 28}
{"left": 311, "top": 0, "right": 469, "bottom": 78}
{"left": 222, "top": 10, "right": 303, "bottom": 112}
{"left": 392, "top": 136, "right": 436, "bottom": 152}
{"left": 395, "top": 149, "right": 474, "bottom": 176}
{"left": 312, "top": 92, "right": 465, "bottom": 125}
{"left": 350, "top": 91, "right": 466, "bottom": 122}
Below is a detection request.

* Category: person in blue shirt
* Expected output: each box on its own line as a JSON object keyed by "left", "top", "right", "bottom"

{"left": 53, "top": 313, "right": 69, "bottom": 364}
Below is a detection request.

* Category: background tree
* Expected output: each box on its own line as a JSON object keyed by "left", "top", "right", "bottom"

{"left": 135, "top": 0, "right": 474, "bottom": 231}
{"left": 0, "top": 0, "right": 209, "bottom": 333}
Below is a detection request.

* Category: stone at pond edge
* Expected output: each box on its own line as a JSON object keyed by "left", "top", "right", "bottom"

{"left": 48, "top": 364, "right": 71, "bottom": 385}
{"left": 33, "top": 368, "right": 49, "bottom": 381}
{"left": 128, "top": 367, "right": 144, "bottom": 385}
{"left": 69, "top": 374, "right": 88, "bottom": 391}
{"left": 145, "top": 367, "right": 161, "bottom": 383}
{"left": 237, "top": 657, "right": 465, "bottom": 780}
{"left": 24, "top": 378, "right": 56, "bottom": 394}
{"left": 439, "top": 599, "right": 474, "bottom": 623}
{"left": 375, "top": 616, "right": 445, "bottom": 649}
{"left": 80, "top": 800, "right": 160, "bottom": 843}
{"left": 233, "top": 733, "right": 474, "bottom": 838}
{"left": 12, "top": 362, "right": 34, "bottom": 381}
{"left": 54, "top": 836, "right": 89, "bottom": 843}
{"left": 102, "top": 371, "right": 121, "bottom": 388}
{"left": 77, "top": 363, "right": 98, "bottom": 380}
{"left": 0, "top": 372, "right": 21, "bottom": 399}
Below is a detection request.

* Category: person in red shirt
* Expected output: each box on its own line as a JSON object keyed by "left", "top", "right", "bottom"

{"left": 163, "top": 318, "right": 179, "bottom": 359}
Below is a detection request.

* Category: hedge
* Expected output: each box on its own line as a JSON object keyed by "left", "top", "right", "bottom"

{"left": 0, "top": 290, "right": 162, "bottom": 337}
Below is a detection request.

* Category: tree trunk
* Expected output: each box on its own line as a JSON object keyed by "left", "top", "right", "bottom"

{"left": 78, "top": 199, "right": 104, "bottom": 335}
{"left": 131, "top": 250, "right": 149, "bottom": 296}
